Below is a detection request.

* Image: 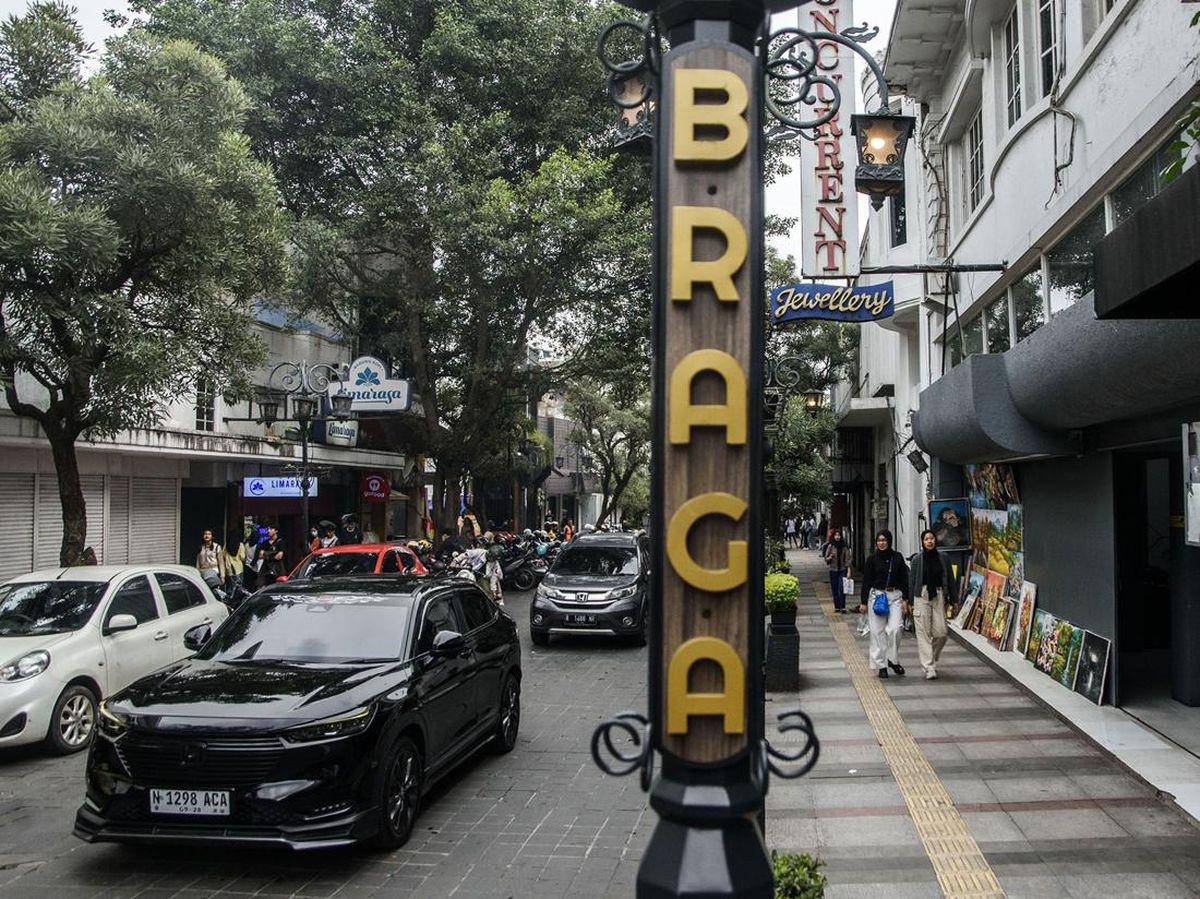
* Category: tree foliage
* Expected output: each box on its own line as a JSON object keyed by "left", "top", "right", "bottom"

{"left": 564, "top": 377, "right": 649, "bottom": 526}
{"left": 773, "top": 401, "right": 836, "bottom": 510}
{"left": 128, "top": 0, "right": 653, "bottom": 527}
{"left": 0, "top": 2, "right": 285, "bottom": 563}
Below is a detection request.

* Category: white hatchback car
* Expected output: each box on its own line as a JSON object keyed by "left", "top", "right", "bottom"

{"left": 0, "top": 565, "right": 229, "bottom": 754}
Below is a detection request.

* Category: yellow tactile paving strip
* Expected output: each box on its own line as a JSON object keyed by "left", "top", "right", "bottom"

{"left": 815, "top": 582, "right": 1007, "bottom": 898}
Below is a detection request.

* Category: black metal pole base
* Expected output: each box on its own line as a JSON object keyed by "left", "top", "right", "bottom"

{"left": 636, "top": 769, "right": 773, "bottom": 898}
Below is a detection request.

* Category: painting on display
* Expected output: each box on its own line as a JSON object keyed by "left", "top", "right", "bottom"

{"left": 966, "top": 463, "right": 1021, "bottom": 510}
{"left": 988, "top": 599, "right": 1015, "bottom": 650}
{"left": 1005, "top": 504, "right": 1024, "bottom": 551}
{"left": 1006, "top": 552, "right": 1025, "bottom": 599}
{"left": 1014, "top": 581, "right": 1038, "bottom": 656}
{"left": 968, "top": 595, "right": 988, "bottom": 633}
{"left": 1026, "top": 609, "right": 1051, "bottom": 664}
{"left": 930, "top": 498, "right": 971, "bottom": 550}
{"left": 953, "top": 593, "right": 977, "bottom": 629}
{"left": 985, "top": 511, "right": 1014, "bottom": 576}
{"left": 1034, "top": 613, "right": 1060, "bottom": 674}
{"left": 970, "top": 509, "right": 991, "bottom": 568}
{"left": 1052, "top": 623, "right": 1084, "bottom": 688}
{"left": 1074, "top": 632, "right": 1111, "bottom": 705}
{"left": 962, "top": 568, "right": 985, "bottom": 607}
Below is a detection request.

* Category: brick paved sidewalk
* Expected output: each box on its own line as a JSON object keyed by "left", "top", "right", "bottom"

{"left": 766, "top": 550, "right": 1200, "bottom": 899}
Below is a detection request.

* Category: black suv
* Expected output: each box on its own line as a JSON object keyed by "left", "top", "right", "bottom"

{"left": 74, "top": 576, "right": 520, "bottom": 850}
{"left": 529, "top": 533, "right": 650, "bottom": 646}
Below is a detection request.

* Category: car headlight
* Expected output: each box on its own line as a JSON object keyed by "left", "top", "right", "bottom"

{"left": 97, "top": 701, "right": 130, "bottom": 739}
{"left": 608, "top": 585, "right": 638, "bottom": 601}
{"left": 281, "top": 707, "right": 374, "bottom": 744}
{"left": 0, "top": 650, "right": 49, "bottom": 682}
{"left": 536, "top": 584, "right": 563, "bottom": 600}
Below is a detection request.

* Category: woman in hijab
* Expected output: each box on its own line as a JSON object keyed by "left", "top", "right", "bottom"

{"left": 823, "top": 528, "right": 851, "bottom": 613}
{"left": 909, "top": 528, "right": 958, "bottom": 679}
{"left": 857, "top": 529, "right": 911, "bottom": 678}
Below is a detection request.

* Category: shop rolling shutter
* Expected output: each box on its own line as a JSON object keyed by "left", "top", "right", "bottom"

{"left": 34, "top": 475, "right": 105, "bottom": 569}
{"left": 130, "top": 478, "right": 179, "bottom": 565}
{"left": 107, "top": 476, "right": 130, "bottom": 565}
{"left": 0, "top": 474, "right": 35, "bottom": 582}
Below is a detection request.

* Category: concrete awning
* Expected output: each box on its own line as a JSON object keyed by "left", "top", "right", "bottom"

{"left": 883, "top": 0, "right": 965, "bottom": 100}
{"left": 836, "top": 396, "right": 893, "bottom": 429}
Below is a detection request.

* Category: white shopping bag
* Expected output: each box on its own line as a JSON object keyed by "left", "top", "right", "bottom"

{"left": 842, "top": 576, "right": 855, "bottom": 595}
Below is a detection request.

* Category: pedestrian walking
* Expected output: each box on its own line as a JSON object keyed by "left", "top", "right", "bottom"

{"left": 784, "top": 516, "right": 798, "bottom": 547}
{"left": 798, "top": 516, "right": 810, "bottom": 549}
{"left": 319, "top": 521, "right": 339, "bottom": 548}
{"left": 196, "top": 529, "right": 225, "bottom": 590}
{"left": 483, "top": 533, "right": 504, "bottom": 606}
{"left": 308, "top": 527, "right": 321, "bottom": 554}
{"left": 817, "top": 513, "right": 828, "bottom": 546}
{"left": 219, "top": 528, "right": 247, "bottom": 596}
{"left": 563, "top": 518, "right": 575, "bottom": 542}
{"left": 256, "top": 526, "right": 286, "bottom": 585}
{"left": 823, "top": 528, "right": 851, "bottom": 613}
{"left": 858, "top": 529, "right": 911, "bottom": 678}
{"left": 910, "top": 529, "right": 957, "bottom": 679}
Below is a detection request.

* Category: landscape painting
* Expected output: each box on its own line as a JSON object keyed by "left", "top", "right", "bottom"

{"left": 1035, "top": 613, "right": 1060, "bottom": 674}
{"left": 1027, "top": 610, "right": 1051, "bottom": 664}
{"left": 1052, "top": 623, "right": 1084, "bottom": 688}
{"left": 1015, "top": 581, "right": 1037, "bottom": 655}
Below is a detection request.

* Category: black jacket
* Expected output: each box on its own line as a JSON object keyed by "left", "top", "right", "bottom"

{"left": 908, "top": 551, "right": 958, "bottom": 602}
{"left": 859, "top": 550, "right": 911, "bottom": 605}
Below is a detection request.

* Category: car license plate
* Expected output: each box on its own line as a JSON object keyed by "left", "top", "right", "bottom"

{"left": 149, "top": 788, "right": 230, "bottom": 816}
{"left": 565, "top": 614, "right": 596, "bottom": 625}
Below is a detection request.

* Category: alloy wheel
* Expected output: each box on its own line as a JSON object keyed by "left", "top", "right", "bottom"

{"left": 386, "top": 746, "right": 420, "bottom": 837}
{"left": 59, "top": 693, "right": 95, "bottom": 748}
{"left": 500, "top": 679, "right": 520, "bottom": 746}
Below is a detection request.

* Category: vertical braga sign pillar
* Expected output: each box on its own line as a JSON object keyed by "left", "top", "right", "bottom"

{"left": 640, "top": 6, "right": 769, "bottom": 898}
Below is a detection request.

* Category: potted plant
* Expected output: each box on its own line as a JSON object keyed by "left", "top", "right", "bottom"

{"left": 772, "top": 851, "right": 826, "bottom": 898}
{"left": 765, "top": 572, "right": 800, "bottom": 631}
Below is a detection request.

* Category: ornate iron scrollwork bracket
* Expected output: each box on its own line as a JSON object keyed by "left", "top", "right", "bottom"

{"left": 755, "top": 708, "right": 820, "bottom": 796}
{"left": 763, "top": 22, "right": 889, "bottom": 142}
{"left": 591, "top": 711, "right": 653, "bottom": 793}
{"left": 597, "top": 16, "right": 662, "bottom": 146}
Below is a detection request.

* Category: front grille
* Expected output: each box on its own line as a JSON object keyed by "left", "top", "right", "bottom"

{"left": 116, "top": 734, "right": 285, "bottom": 787}
{"left": 554, "top": 600, "right": 614, "bottom": 610}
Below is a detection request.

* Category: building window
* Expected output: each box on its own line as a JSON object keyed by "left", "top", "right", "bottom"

{"left": 1111, "top": 138, "right": 1181, "bottom": 226}
{"left": 1004, "top": 6, "right": 1022, "bottom": 127}
{"left": 1038, "top": 0, "right": 1060, "bottom": 97}
{"left": 962, "top": 314, "right": 984, "bottom": 356}
{"left": 966, "top": 109, "right": 984, "bottom": 213}
{"left": 195, "top": 379, "right": 216, "bottom": 432}
{"left": 1046, "top": 205, "right": 1106, "bottom": 315}
{"left": 985, "top": 296, "right": 1012, "bottom": 354}
{"left": 1011, "top": 266, "right": 1045, "bottom": 342}
{"left": 890, "top": 194, "right": 907, "bottom": 247}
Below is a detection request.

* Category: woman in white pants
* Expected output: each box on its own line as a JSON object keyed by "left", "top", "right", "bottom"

{"left": 856, "top": 530, "right": 912, "bottom": 679}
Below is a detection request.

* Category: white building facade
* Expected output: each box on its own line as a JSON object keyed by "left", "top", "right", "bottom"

{"left": 835, "top": 0, "right": 1200, "bottom": 726}
{"left": 0, "top": 315, "right": 410, "bottom": 581}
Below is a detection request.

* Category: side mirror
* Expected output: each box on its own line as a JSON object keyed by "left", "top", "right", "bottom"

{"left": 431, "top": 630, "right": 466, "bottom": 656}
{"left": 105, "top": 614, "right": 139, "bottom": 635}
{"left": 183, "top": 623, "right": 212, "bottom": 652}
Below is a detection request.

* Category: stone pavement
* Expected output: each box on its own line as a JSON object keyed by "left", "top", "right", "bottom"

{"left": 0, "top": 588, "right": 651, "bottom": 899}
{"left": 766, "top": 549, "right": 1200, "bottom": 898}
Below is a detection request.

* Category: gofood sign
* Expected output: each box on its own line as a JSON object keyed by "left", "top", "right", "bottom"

{"left": 330, "top": 356, "right": 412, "bottom": 413}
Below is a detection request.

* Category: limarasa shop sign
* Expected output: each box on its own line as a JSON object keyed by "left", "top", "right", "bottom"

{"left": 770, "top": 280, "right": 895, "bottom": 324}
{"left": 329, "top": 356, "right": 412, "bottom": 413}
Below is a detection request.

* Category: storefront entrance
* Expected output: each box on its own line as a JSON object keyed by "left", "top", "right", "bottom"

{"left": 1114, "top": 447, "right": 1200, "bottom": 756}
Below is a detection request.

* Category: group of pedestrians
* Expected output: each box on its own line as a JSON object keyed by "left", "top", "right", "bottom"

{"left": 783, "top": 512, "right": 827, "bottom": 549}
{"left": 818, "top": 527, "right": 958, "bottom": 681}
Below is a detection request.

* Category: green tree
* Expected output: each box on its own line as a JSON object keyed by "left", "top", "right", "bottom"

{"left": 564, "top": 377, "right": 649, "bottom": 527}
{"left": 0, "top": 3, "right": 285, "bottom": 565}
{"left": 773, "top": 401, "right": 836, "bottom": 510}
{"left": 129, "top": 0, "right": 651, "bottom": 530}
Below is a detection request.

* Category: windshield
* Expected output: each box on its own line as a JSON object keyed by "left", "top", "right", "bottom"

{"left": 553, "top": 546, "right": 638, "bottom": 577}
{"left": 197, "top": 593, "right": 412, "bottom": 663}
{"left": 295, "top": 552, "right": 378, "bottom": 578}
{"left": 0, "top": 581, "right": 107, "bottom": 635}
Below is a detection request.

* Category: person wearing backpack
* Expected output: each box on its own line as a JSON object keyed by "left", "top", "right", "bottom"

{"left": 857, "top": 529, "right": 911, "bottom": 678}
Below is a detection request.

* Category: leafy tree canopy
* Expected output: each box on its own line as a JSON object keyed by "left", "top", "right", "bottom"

{"left": 0, "top": 1, "right": 285, "bottom": 562}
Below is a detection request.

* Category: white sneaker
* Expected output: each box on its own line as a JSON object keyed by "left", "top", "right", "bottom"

{"left": 925, "top": 670, "right": 937, "bottom": 680}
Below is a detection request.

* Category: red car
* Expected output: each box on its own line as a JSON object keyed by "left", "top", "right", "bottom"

{"left": 283, "top": 543, "right": 428, "bottom": 581}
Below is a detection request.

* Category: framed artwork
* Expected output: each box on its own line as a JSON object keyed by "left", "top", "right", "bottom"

{"left": 988, "top": 599, "right": 1014, "bottom": 650}
{"left": 1014, "top": 581, "right": 1037, "bottom": 656}
{"left": 970, "top": 509, "right": 991, "bottom": 568}
{"left": 985, "top": 511, "right": 1012, "bottom": 576}
{"left": 1006, "top": 552, "right": 1025, "bottom": 599}
{"left": 1026, "top": 609, "right": 1051, "bottom": 664}
{"left": 1074, "top": 632, "right": 1111, "bottom": 705}
{"left": 1034, "top": 614, "right": 1059, "bottom": 674}
{"left": 965, "top": 463, "right": 1021, "bottom": 510}
{"left": 1052, "top": 623, "right": 1084, "bottom": 688}
{"left": 968, "top": 595, "right": 988, "bottom": 633}
{"left": 1005, "top": 504, "right": 1024, "bottom": 551}
{"left": 930, "top": 498, "right": 971, "bottom": 550}
{"left": 983, "top": 569, "right": 1006, "bottom": 608}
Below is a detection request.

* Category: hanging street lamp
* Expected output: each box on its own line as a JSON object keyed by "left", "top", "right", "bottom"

{"left": 850, "top": 112, "right": 917, "bottom": 209}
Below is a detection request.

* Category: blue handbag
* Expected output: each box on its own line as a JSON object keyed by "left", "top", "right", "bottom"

{"left": 871, "top": 557, "right": 893, "bottom": 616}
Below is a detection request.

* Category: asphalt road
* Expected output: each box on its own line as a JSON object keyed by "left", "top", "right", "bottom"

{"left": 0, "top": 588, "right": 653, "bottom": 899}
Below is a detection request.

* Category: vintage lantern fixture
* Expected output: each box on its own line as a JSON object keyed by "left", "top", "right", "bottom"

{"left": 850, "top": 111, "right": 916, "bottom": 209}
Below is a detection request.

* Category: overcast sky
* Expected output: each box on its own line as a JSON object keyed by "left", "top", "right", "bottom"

{"left": 5, "top": 0, "right": 898, "bottom": 275}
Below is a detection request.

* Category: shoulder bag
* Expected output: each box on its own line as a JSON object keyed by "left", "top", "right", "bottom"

{"left": 872, "top": 557, "right": 893, "bottom": 616}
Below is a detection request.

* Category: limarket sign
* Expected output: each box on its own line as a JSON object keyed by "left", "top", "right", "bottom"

{"left": 243, "top": 477, "right": 318, "bottom": 498}
{"left": 770, "top": 280, "right": 895, "bottom": 324}
{"left": 329, "top": 355, "right": 412, "bottom": 413}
